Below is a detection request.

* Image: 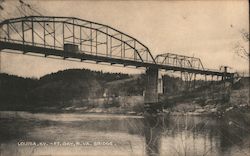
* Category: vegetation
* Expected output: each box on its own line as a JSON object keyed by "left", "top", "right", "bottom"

{"left": 0, "top": 69, "right": 249, "bottom": 116}
{"left": 0, "top": 69, "right": 139, "bottom": 111}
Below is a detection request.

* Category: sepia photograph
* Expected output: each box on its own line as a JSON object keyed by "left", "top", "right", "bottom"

{"left": 0, "top": 0, "right": 249, "bottom": 155}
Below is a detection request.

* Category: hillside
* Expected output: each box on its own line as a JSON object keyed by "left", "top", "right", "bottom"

{"left": 0, "top": 69, "right": 143, "bottom": 112}
{"left": 162, "top": 77, "right": 250, "bottom": 119}
{"left": 0, "top": 69, "right": 249, "bottom": 115}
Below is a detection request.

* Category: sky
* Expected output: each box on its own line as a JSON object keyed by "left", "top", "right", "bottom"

{"left": 0, "top": 0, "right": 249, "bottom": 78}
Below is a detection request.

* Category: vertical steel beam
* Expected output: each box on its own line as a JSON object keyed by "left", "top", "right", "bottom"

{"left": 90, "top": 23, "right": 92, "bottom": 54}
{"left": 22, "top": 21, "right": 24, "bottom": 45}
{"left": 110, "top": 36, "right": 112, "bottom": 57}
{"left": 31, "top": 19, "right": 34, "bottom": 46}
{"left": 53, "top": 19, "right": 55, "bottom": 48}
{"left": 123, "top": 40, "right": 125, "bottom": 58}
{"left": 72, "top": 19, "right": 75, "bottom": 45}
{"left": 62, "top": 22, "right": 65, "bottom": 58}
{"left": 121, "top": 34, "right": 123, "bottom": 58}
{"left": 43, "top": 22, "right": 46, "bottom": 47}
{"left": 80, "top": 26, "right": 82, "bottom": 51}
{"left": 106, "top": 28, "right": 108, "bottom": 57}
{"left": 7, "top": 23, "right": 10, "bottom": 41}
{"left": 134, "top": 41, "right": 136, "bottom": 60}
{"left": 95, "top": 30, "right": 97, "bottom": 55}
{"left": 62, "top": 22, "right": 64, "bottom": 45}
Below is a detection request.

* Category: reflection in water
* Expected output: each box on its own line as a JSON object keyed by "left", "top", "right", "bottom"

{"left": 143, "top": 113, "right": 250, "bottom": 156}
{"left": 218, "top": 117, "right": 250, "bottom": 156}
{"left": 144, "top": 113, "right": 163, "bottom": 156}
{"left": 0, "top": 111, "right": 250, "bottom": 156}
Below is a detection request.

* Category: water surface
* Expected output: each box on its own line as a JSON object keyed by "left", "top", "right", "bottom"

{"left": 0, "top": 111, "right": 249, "bottom": 156}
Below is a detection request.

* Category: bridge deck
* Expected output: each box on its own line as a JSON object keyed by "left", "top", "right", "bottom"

{"left": 0, "top": 41, "right": 233, "bottom": 77}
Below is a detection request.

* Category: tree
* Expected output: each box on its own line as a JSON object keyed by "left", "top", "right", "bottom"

{"left": 234, "top": 29, "right": 249, "bottom": 77}
{"left": 234, "top": 29, "right": 249, "bottom": 60}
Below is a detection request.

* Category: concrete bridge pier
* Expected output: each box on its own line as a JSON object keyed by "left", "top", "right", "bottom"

{"left": 144, "top": 67, "right": 162, "bottom": 113}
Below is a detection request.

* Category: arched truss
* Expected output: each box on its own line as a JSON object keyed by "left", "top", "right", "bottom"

{"left": 0, "top": 16, "right": 156, "bottom": 63}
{"left": 155, "top": 53, "right": 204, "bottom": 70}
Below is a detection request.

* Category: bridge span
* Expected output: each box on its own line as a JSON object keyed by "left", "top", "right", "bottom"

{"left": 0, "top": 16, "right": 235, "bottom": 112}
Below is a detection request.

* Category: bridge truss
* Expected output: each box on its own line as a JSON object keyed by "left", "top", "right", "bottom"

{"left": 155, "top": 53, "right": 205, "bottom": 85}
{"left": 0, "top": 16, "right": 155, "bottom": 64}
{"left": 155, "top": 53, "right": 204, "bottom": 70}
{"left": 0, "top": 16, "right": 234, "bottom": 79}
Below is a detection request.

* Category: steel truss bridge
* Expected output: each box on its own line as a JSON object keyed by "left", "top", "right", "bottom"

{"left": 0, "top": 16, "right": 234, "bottom": 78}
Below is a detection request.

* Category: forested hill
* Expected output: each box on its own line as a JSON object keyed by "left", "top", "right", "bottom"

{"left": 0, "top": 69, "right": 142, "bottom": 110}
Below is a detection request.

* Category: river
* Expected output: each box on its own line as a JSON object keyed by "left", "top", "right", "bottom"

{"left": 0, "top": 111, "right": 249, "bottom": 156}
